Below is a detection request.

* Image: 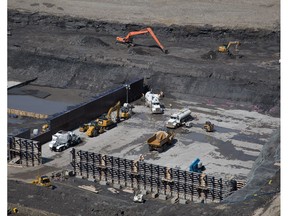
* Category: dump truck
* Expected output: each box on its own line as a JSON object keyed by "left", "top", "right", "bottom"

{"left": 147, "top": 131, "right": 175, "bottom": 152}
{"left": 166, "top": 108, "right": 191, "bottom": 129}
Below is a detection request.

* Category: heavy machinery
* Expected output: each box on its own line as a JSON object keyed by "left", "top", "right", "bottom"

{"left": 79, "top": 123, "right": 90, "bottom": 132}
{"left": 218, "top": 41, "right": 240, "bottom": 55}
{"left": 49, "top": 130, "right": 82, "bottom": 151}
{"left": 120, "top": 103, "right": 133, "bottom": 119}
{"left": 166, "top": 108, "right": 191, "bottom": 129}
{"left": 203, "top": 121, "right": 214, "bottom": 132}
{"left": 86, "top": 121, "right": 104, "bottom": 137}
{"left": 189, "top": 158, "right": 206, "bottom": 173}
{"left": 97, "top": 101, "right": 121, "bottom": 130}
{"left": 41, "top": 123, "right": 49, "bottom": 133}
{"left": 133, "top": 192, "right": 144, "bottom": 203}
{"left": 145, "top": 91, "right": 164, "bottom": 114}
{"left": 32, "top": 175, "right": 52, "bottom": 187}
{"left": 116, "top": 27, "right": 168, "bottom": 53}
{"left": 147, "top": 131, "right": 175, "bottom": 152}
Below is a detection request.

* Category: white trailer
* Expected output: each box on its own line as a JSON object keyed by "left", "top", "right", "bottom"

{"left": 166, "top": 108, "right": 191, "bottom": 129}
{"left": 144, "top": 91, "right": 164, "bottom": 114}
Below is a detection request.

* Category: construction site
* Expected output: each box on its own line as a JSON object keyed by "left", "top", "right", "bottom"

{"left": 7, "top": 0, "right": 281, "bottom": 215}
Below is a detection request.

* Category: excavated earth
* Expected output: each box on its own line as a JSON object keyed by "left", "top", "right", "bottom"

{"left": 7, "top": 6, "right": 280, "bottom": 216}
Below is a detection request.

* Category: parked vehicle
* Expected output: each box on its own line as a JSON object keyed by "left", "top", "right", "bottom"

{"left": 49, "top": 130, "right": 81, "bottom": 152}
{"left": 147, "top": 131, "right": 175, "bottom": 152}
{"left": 145, "top": 91, "right": 164, "bottom": 114}
{"left": 166, "top": 108, "right": 191, "bottom": 129}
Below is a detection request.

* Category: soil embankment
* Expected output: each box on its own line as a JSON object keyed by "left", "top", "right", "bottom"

{"left": 8, "top": 10, "right": 280, "bottom": 116}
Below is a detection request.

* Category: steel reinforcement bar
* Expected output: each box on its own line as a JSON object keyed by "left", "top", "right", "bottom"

{"left": 8, "top": 137, "right": 41, "bottom": 166}
{"left": 71, "top": 149, "right": 230, "bottom": 202}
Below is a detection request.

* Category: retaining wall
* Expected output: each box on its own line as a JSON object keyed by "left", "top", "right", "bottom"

{"left": 19, "top": 78, "right": 143, "bottom": 144}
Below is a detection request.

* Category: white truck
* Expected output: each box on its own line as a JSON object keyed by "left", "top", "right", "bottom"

{"left": 166, "top": 108, "right": 192, "bottom": 129}
{"left": 145, "top": 91, "right": 164, "bottom": 114}
{"left": 49, "top": 130, "right": 82, "bottom": 152}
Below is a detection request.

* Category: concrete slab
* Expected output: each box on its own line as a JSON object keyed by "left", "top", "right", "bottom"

{"left": 41, "top": 98, "right": 279, "bottom": 182}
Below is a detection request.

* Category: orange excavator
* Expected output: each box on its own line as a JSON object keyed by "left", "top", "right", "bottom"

{"left": 116, "top": 27, "right": 168, "bottom": 54}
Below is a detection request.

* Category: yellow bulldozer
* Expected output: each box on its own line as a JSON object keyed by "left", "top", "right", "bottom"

{"left": 31, "top": 175, "right": 52, "bottom": 187}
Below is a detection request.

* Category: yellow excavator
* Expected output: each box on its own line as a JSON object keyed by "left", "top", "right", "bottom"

{"left": 96, "top": 101, "right": 121, "bottom": 130}
{"left": 218, "top": 41, "right": 240, "bottom": 55}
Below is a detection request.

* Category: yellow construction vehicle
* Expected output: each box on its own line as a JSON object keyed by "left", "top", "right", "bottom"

{"left": 86, "top": 121, "right": 104, "bottom": 137}
{"left": 147, "top": 131, "right": 175, "bottom": 153}
{"left": 97, "top": 101, "right": 121, "bottom": 130}
{"left": 218, "top": 41, "right": 240, "bottom": 55}
{"left": 79, "top": 123, "right": 90, "bottom": 132}
{"left": 203, "top": 121, "right": 214, "bottom": 132}
{"left": 31, "top": 175, "right": 52, "bottom": 187}
{"left": 120, "top": 103, "right": 133, "bottom": 119}
{"left": 41, "top": 123, "right": 49, "bottom": 133}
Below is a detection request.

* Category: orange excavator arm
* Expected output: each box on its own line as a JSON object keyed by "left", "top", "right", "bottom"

{"left": 116, "top": 27, "right": 168, "bottom": 53}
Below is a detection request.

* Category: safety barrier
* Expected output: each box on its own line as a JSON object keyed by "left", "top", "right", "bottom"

{"left": 71, "top": 149, "right": 235, "bottom": 203}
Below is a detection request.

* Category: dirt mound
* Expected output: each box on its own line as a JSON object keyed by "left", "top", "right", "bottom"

{"left": 80, "top": 36, "right": 109, "bottom": 47}
{"left": 201, "top": 50, "right": 217, "bottom": 60}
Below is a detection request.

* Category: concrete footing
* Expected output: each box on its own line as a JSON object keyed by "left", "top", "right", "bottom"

{"left": 151, "top": 192, "right": 159, "bottom": 198}
{"left": 171, "top": 197, "right": 179, "bottom": 204}
{"left": 141, "top": 189, "right": 148, "bottom": 195}
{"left": 87, "top": 177, "right": 95, "bottom": 182}
{"left": 113, "top": 183, "right": 122, "bottom": 189}
{"left": 159, "top": 194, "right": 168, "bottom": 200}
{"left": 99, "top": 180, "right": 107, "bottom": 186}
{"left": 179, "top": 199, "right": 188, "bottom": 204}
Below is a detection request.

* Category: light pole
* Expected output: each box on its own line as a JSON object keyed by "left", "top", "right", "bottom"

{"left": 124, "top": 84, "right": 131, "bottom": 103}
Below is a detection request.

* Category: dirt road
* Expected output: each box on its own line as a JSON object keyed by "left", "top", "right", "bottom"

{"left": 8, "top": 0, "right": 280, "bottom": 30}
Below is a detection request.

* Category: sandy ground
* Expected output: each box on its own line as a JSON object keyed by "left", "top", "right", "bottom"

{"left": 8, "top": 0, "right": 280, "bottom": 30}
